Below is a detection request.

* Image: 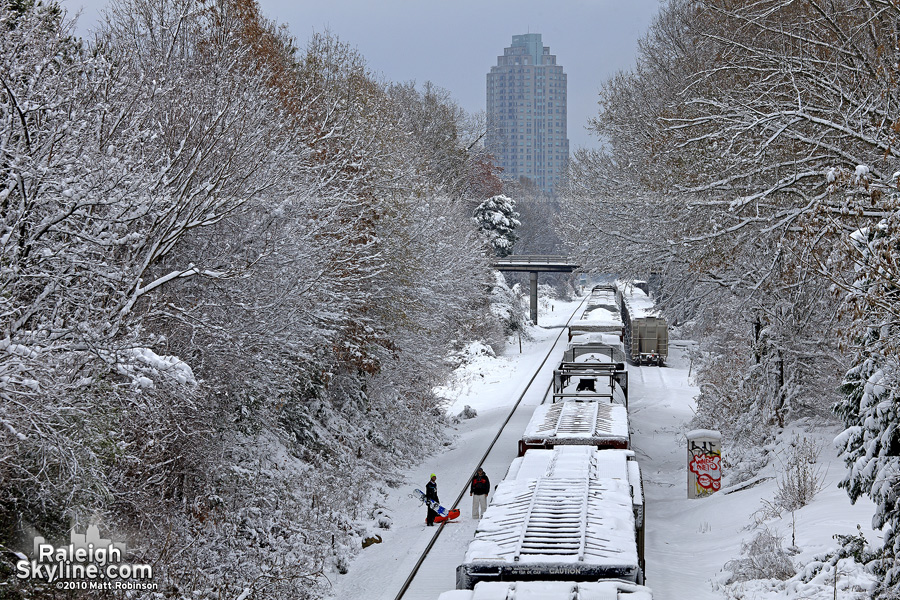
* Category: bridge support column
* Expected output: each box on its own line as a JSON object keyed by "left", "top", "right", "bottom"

{"left": 530, "top": 271, "right": 538, "bottom": 325}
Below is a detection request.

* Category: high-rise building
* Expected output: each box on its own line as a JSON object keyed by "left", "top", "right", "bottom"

{"left": 486, "top": 33, "right": 569, "bottom": 195}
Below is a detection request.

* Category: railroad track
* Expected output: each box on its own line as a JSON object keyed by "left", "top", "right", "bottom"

{"left": 392, "top": 296, "right": 588, "bottom": 600}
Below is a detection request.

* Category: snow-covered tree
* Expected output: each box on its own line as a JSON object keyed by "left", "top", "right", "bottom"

{"left": 500, "top": 178, "right": 564, "bottom": 255}
{"left": 833, "top": 214, "right": 900, "bottom": 593}
{"left": 559, "top": 0, "right": 900, "bottom": 592}
{"left": 1, "top": 0, "right": 518, "bottom": 596}
{"left": 473, "top": 194, "right": 520, "bottom": 257}
{"left": 836, "top": 350, "right": 898, "bottom": 589}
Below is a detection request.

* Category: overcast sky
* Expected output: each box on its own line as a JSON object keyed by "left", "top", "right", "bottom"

{"left": 64, "top": 0, "right": 661, "bottom": 152}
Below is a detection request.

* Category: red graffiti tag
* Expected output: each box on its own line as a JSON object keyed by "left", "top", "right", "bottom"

{"left": 689, "top": 452, "right": 721, "bottom": 490}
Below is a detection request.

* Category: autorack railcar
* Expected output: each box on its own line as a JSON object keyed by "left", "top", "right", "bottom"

{"left": 455, "top": 446, "right": 644, "bottom": 589}
{"left": 519, "top": 399, "right": 630, "bottom": 455}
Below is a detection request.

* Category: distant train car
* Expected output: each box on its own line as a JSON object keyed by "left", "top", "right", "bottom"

{"left": 519, "top": 399, "right": 630, "bottom": 455}
{"left": 561, "top": 342, "right": 626, "bottom": 365}
{"left": 586, "top": 284, "right": 618, "bottom": 310}
{"left": 572, "top": 285, "right": 624, "bottom": 339}
{"left": 625, "top": 317, "right": 668, "bottom": 366}
{"left": 617, "top": 283, "right": 668, "bottom": 366}
{"left": 554, "top": 343, "right": 628, "bottom": 405}
{"left": 571, "top": 307, "right": 624, "bottom": 336}
{"left": 455, "top": 446, "right": 644, "bottom": 589}
{"left": 438, "top": 580, "right": 654, "bottom": 600}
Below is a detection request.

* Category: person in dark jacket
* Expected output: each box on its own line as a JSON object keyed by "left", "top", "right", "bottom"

{"left": 425, "top": 474, "right": 439, "bottom": 526}
{"left": 470, "top": 467, "right": 490, "bottom": 519}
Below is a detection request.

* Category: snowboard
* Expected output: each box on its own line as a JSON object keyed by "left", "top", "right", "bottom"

{"left": 413, "top": 489, "right": 460, "bottom": 522}
{"left": 434, "top": 509, "right": 460, "bottom": 524}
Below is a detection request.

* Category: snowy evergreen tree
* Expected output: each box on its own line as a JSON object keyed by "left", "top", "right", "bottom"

{"left": 836, "top": 350, "right": 898, "bottom": 590}
{"left": 834, "top": 219, "right": 900, "bottom": 594}
{"left": 473, "top": 194, "right": 521, "bottom": 257}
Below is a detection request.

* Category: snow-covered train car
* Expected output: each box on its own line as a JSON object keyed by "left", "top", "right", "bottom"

{"left": 586, "top": 285, "right": 618, "bottom": 311}
{"left": 561, "top": 342, "right": 627, "bottom": 365}
{"left": 616, "top": 283, "right": 668, "bottom": 366}
{"left": 507, "top": 446, "right": 644, "bottom": 556}
{"left": 455, "top": 446, "right": 643, "bottom": 589}
{"left": 519, "top": 400, "right": 630, "bottom": 455}
{"left": 438, "top": 580, "right": 653, "bottom": 600}
{"left": 553, "top": 343, "right": 628, "bottom": 405}
{"left": 567, "top": 330, "right": 624, "bottom": 349}
{"left": 570, "top": 286, "right": 625, "bottom": 338}
{"left": 570, "top": 307, "right": 624, "bottom": 336}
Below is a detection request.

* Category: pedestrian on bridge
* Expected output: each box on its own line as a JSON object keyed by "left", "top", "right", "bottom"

{"left": 470, "top": 468, "right": 490, "bottom": 519}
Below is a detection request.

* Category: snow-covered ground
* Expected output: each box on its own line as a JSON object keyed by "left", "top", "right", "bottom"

{"left": 327, "top": 295, "right": 880, "bottom": 600}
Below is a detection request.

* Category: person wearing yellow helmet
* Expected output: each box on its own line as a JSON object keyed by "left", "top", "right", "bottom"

{"left": 425, "top": 474, "right": 439, "bottom": 526}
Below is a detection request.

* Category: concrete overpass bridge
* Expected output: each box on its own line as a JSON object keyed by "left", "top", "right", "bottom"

{"left": 491, "top": 255, "right": 580, "bottom": 325}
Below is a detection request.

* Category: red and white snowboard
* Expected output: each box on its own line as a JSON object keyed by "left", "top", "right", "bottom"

{"left": 413, "top": 489, "right": 460, "bottom": 523}
{"left": 433, "top": 509, "right": 460, "bottom": 523}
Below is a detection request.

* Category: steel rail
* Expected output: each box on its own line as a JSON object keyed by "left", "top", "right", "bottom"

{"left": 392, "top": 295, "right": 588, "bottom": 600}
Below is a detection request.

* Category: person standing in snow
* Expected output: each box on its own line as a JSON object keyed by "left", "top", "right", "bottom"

{"left": 425, "top": 474, "right": 439, "bottom": 526}
{"left": 470, "top": 468, "right": 490, "bottom": 519}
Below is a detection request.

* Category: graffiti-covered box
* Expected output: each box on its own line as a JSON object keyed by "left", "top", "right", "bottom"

{"left": 686, "top": 429, "right": 721, "bottom": 498}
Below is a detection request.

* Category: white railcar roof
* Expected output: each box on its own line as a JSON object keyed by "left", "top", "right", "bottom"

{"left": 439, "top": 580, "right": 653, "bottom": 600}
{"left": 582, "top": 306, "right": 622, "bottom": 325}
{"left": 505, "top": 447, "right": 642, "bottom": 514}
{"left": 506, "top": 446, "right": 632, "bottom": 481}
{"left": 616, "top": 282, "right": 658, "bottom": 319}
{"left": 462, "top": 473, "right": 638, "bottom": 568}
{"left": 523, "top": 401, "right": 629, "bottom": 446}
{"left": 568, "top": 332, "right": 623, "bottom": 348}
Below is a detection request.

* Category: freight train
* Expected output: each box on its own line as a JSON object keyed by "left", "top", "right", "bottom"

{"left": 439, "top": 286, "right": 663, "bottom": 599}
